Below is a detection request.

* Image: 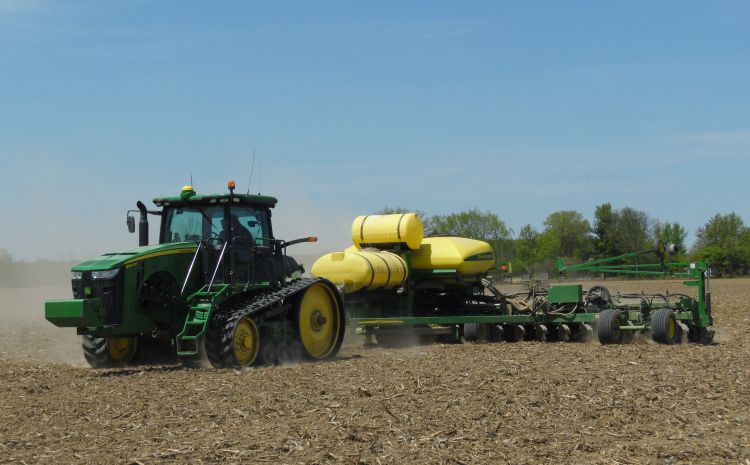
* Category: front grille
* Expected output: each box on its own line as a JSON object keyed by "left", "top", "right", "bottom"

{"left": 72, "top": 279, "right": 83, "bottom": 299}
{"left": 76, "top": 271, "right": 125, "bottom": 325}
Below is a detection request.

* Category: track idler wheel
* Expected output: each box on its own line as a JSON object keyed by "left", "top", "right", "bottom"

{"left": 232, "top": 317, "right": 261, "bottom": 366}
{"left": 295, "top": 281, "right": 345, "bottom": 360}
{"left": 597, "top": 309, "right": 624, "bottom": 345}
{"left": 205, "top": 315, "right": 261, "bottom": 369}
{"left": 651, "top": 308, "right": 680, "bottom": 345}
{"left": 82, "top": 335, "right": 138, "bottom": 368}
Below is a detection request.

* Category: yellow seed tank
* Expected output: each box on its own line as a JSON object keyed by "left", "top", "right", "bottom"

{"left": 312, "top": 213, "right": 496, "bottom": 292}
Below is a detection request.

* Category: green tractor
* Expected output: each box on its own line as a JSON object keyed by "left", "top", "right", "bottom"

{"left": 45, "top": 182, "right": 345, "bottom": 368}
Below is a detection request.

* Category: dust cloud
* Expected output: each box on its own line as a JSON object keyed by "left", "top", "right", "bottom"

{"left": 0, "top": 285, "right": 85, "bottom": 366}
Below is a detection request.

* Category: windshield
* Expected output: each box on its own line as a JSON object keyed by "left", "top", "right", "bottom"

{"left": 221, "top": 207, "right": 270, "bottom": 245}
{"left": 164, "top": 206, "right": 223, "bottom": 243}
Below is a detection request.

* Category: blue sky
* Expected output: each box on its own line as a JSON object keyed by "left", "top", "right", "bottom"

{"left": 1, "top": 1, "right": 748, "bottom": 260}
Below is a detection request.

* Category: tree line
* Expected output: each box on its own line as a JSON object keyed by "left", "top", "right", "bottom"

{"left": 380, "top": 205, "right": 750, "bottom": 277}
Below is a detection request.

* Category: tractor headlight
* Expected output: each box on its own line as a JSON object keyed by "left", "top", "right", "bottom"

{"left": 91, "top": 269, "right": 120, "bottom": 280}
{"left": 71, "top": 271, "right": 83, "bottom": 280}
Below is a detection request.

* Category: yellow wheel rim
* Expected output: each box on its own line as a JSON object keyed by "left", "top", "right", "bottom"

{"left": 667, "top": 317, "right": 675, "bottom": 340}
{"left": 298, "top": 283, "right": 341, "bottom": 359}
{"left": 107, "top": 336, "right": 136, "bottom": 362}
{"left": 233, "top": 318, "right": 259, "bottom": 367}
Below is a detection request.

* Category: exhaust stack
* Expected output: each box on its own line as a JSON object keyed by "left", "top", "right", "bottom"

{"left": 136, "top": 201, "right": 148, "bottom": 247}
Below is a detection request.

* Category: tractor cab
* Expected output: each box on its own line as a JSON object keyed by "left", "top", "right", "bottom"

{"left": 130, "top": 182, "right": 308, "bottom": 288}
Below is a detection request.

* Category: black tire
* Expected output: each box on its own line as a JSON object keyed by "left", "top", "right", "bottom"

{"left": 534, "top": 324, "right": 548, "bottom": 342}
{"left": 555, "top": 324, "right": 571, "bottom": 342}
{"left": 652, "top": 308, "right": 678, "bottom": 344}
{"left": 489, "top": 324, "right": 504, "bottom": 342}
{"left": 82, "top": 335, "right": 138, "bottom": 368}
{"left": 504, "top": 325, "right": 525, "bottom": 342}
{"left": 463, "top": 323, "right": 478, "bottom": 341}
{"left": 463, "top": 323, "right": 491, "bottom": 342}
{"left": 597, "top": 309, "right": 623, "bottom": 345}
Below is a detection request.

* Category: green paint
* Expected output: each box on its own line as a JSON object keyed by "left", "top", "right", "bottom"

{"left": 548, "top": 285, "right": 582, "bottom": 304}
{"left": 45, "top": 299, "right": 106, "bottom": 327}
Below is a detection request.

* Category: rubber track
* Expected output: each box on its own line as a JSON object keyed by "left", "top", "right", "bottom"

{"left": 204, "top": 278, "right": 321, "bottom": 368}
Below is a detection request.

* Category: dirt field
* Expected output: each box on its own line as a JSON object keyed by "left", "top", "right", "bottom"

{"left": 0, "top": 279, "right": 748, "bottom": 464}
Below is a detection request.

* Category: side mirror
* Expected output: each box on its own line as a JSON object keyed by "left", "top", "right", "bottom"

{"left": 127, "top": 215, "right": 135, "bottom": 233}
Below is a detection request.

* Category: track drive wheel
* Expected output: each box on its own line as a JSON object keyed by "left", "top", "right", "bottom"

{"left": 296, "top": 281, "right": 345, "bottom": 360}
{"left": 652, "top": 308, "right": 679, "bottom": 344}
{"left": 205, "top": 314, "right": 261, "bottom": 369}
{"left": 82, "top": 335, "right": 138, "bottom": 368}
{"left": 597, "top": 309, "right": 623, "bottom": 345}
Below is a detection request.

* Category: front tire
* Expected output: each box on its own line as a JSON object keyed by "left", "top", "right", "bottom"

{"left": 82, "top": 335, "right": 138, "bottom": 368}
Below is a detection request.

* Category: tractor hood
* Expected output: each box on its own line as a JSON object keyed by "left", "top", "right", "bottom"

{"left": 71, "top": 242, "right": 199, "bottom": 271}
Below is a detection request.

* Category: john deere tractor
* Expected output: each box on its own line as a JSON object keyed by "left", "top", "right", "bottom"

{"left": 45, "top": 182, "right": 345, "bottom": 368}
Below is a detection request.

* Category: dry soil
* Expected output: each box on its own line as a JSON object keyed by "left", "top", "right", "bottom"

{"left": 0, "top": 279, "right": 748, "bottom": 464}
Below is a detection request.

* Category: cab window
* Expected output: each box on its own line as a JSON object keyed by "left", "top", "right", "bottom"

{"left": 164, "top": 206, "right": 224, "bottom": 243}
{"left": 229, "top": 207, "right": 270, "bottom": 245}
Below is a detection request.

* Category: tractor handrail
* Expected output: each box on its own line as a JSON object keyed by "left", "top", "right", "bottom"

{"left": 208, "top": 240, "right": 228, "bottom": 292}
{"left": 181, "top": 242, "right": 202, "bottom": 295}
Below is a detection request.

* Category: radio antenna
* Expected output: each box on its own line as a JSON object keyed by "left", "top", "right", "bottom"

{"left": 258, "top": 151, "right": 262, "bottom": 194}
{"left": 246, "top": 150, "right": 256, "bottom": 194}
{"left": 190, "top": 173, "right": 193, "bottom": 186}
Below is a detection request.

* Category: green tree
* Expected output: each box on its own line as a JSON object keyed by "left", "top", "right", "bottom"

{"left": 593, "top": 203, "right": 618, "bottom": 258}
{"left": 428, "top": 208, "right": 511, "bottom": 242}
{"left": 0, "top": 248, "right": 11, "bottom": 264}
{"left": 513, "top": 224, "right": 540, "bottom": 274}
{"left": 540, "top": 210, "right": 591, "bottom": 258}
{"left": 693, "top": 213, "right": 750, "bottom": 275}
{"left": 516, "top": 224, "right": 539, "bottom": 262}
{"left": 615, "top": 207, "right": 653, "bottom": 253}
